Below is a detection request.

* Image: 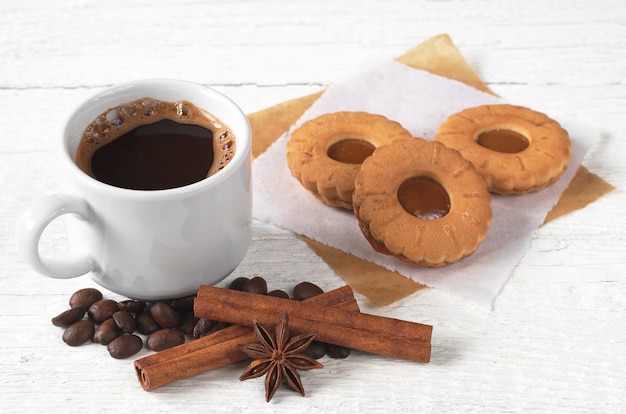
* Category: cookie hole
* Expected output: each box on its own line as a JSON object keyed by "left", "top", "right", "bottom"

{"left": 397, "top": 176, "right": 450, "bottom": 220}
{"left": 327, "top": 138, "right": 375, "bottom": 164}
{"left": 476, "top": 128, "right": 529, "bottom": 154}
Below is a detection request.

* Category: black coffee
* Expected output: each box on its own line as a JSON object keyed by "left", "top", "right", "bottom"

{"left": 76, "top": 98, "right": 236, "bottom": 190}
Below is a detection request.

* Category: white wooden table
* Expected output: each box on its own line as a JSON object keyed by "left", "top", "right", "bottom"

{"left": 1, "top": 1, "right": 624, "bottom": 412}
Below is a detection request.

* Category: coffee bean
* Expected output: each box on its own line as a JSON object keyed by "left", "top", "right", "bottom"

{"left": 193, "top": 318, "right": 217, "bottom": 339}
{"left": 117, "top": 299, "right": 146, "bottom": 313}
{"left": 169, "top": 295, "right": 196, "bottom": 312}
{"left": 292, "top": 281, "right": 324, "bottom": 301}
{"left": 150, "top": 302, "right": 181, "bottom": 328}
{"left": 179, "top": 312, "right": 199, "bottom": 336}
{"left": 112, "top": 310, "right": 137, "bottom": 333}
{"left": 88, "top": 299, "right": 119, "bottom": 323}
{"left": 303, "top": 340, "right": 327, "bottom": 360}
{"left": 326, "top": 343, "right": 351, "bottom": 359}
{"left": 107, "top": 334, "right": 143, "bottom": 359}
{"left": 69, "top": 288, "right": 103, "bottom": 309}
{"left": 214, "top": 321, "right": 230, "bottom": 331}
{"left": 147, "top": 329, "right": 185, "bottom": 352}
{"left": 93, "top": 318, "right": 122, "bottom": 345}
{"left": 58, "top": 281, "right": 336, "bottom": 360}
{"left": 135, "top": 311, "right": 160, "bottom": 335}
{"left": 51, "top": 306, "right": 86, "bottom": 327}
{"left": 228, "top": 276, "right": 249, "bottom": 291}
{"left": 267, "top": 289, "right": 290, "bottom": 299}
{"left": 243, "top": 276, "right": 267, "bottom": 295}
{"left": 62, "top": 319, "right": 95, "bottom": 346}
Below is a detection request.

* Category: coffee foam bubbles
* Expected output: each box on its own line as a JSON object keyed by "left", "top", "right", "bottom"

{"left": 76, "top": 98, "right": 236, "bottom": 179}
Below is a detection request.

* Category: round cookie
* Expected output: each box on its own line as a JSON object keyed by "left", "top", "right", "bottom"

{"left": 435, "top": 104, "right": 571, "bottom": 194}
{"left": 286, "top": 111, "right": 413, "bottom": 209}
{"left": 353, "top": 138, "right": 492, "bottom": 267}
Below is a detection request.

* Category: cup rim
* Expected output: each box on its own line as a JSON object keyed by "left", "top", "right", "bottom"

{"left": 61, "top": 79, "right": 251, "bottom": 199}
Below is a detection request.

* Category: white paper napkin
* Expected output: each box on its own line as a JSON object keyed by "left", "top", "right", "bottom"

{"left": 252, "top": 60, "right": 599, "bottom": 305}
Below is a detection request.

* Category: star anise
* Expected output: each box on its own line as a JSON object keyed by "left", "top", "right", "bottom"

{"left": 238, "top": 312, "right": 323, "bottom": 402}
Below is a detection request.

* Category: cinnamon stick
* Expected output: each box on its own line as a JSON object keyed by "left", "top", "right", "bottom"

{"left": 134, "top": 285, "right": 358, "bottom": 391}
{"left": 195, "top": 285, "right": 432, "bottom": 363}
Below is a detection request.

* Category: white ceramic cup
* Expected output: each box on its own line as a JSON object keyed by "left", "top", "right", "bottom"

{"left": 16, "top": 80, "right": 252, "bottom": 300}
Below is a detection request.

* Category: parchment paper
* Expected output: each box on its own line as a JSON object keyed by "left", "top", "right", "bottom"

{"left": 247, "top": 34, "right": 615, "bottom": 306}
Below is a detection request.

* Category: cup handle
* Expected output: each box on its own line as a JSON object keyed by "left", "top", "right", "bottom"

{"left": 16, "top": 194, "right": 97, "bottom": 279}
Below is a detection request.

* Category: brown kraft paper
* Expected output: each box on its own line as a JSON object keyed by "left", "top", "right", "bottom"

{"left": 246, "top": 34, "right": 615, "bottom": 306}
